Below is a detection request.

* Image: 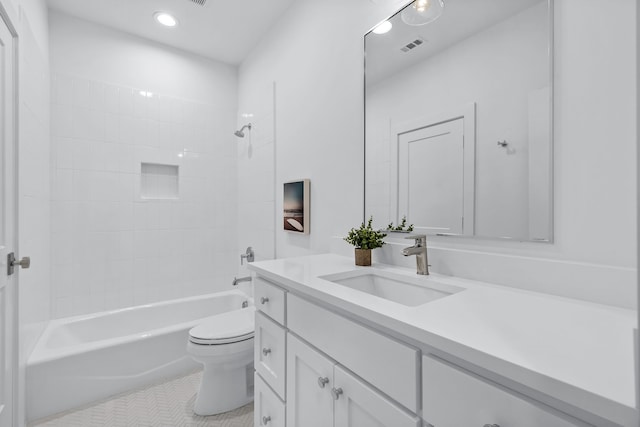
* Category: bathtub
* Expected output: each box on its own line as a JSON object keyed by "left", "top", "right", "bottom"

{"left": 27, "top": 289, "right": 252, "bottom": 422}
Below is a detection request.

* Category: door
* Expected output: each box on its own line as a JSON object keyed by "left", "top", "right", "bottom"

{"left": 0, "top": 10, "right": 16, "bottom": 427}
{"left": 397, "top": 119, "right": 465, "bottom": 235}
{"left": 333, "top": 366, "right": 420, "bottom": 427}
{"left": 286, "top": 334, "right": 334, "bottom": 427}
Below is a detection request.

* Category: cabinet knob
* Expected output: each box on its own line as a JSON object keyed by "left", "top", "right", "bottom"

{"left": 260, "top": 297, "right": 270, "bottom": 305}
{"left": 331, "top": 387, "right": 343, "bottom": 400}
{"left": 262, "top": 347, "right": 272, "bottom": 356}
{"left": 262, "top": 415, "right": 271, "bottom": 425}
{"left": 317, "top": 377, "right": 329, "bottom": 388}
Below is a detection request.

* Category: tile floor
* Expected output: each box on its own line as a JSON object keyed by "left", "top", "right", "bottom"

{"left": 30, "top": 370, "right": 254, "bottom": 427}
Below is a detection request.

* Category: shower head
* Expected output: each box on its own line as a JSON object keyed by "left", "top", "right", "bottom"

{"left": 234, "top": 123, "right": 252, "bottom": 138}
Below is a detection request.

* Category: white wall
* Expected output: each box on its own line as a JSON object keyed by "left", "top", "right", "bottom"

{"left": 366, "top": 2, "right": 549, "bottom": 239}
{"left": 239, "top": 0, "right": 401, "bottom": 259}
{"left": 239, "top": 0, "right": 637, "bottom": 308}
{"left": 48, "top": 12, "right": 239, "bottom": 317}
{"left": 236, "top": 81, "right": 276, "bottom": 273}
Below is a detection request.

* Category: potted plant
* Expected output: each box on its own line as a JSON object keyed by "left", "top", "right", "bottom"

{"left": 344, "top": 216, "right": 387, "bottom": 266}
{"left": 385, "top": 216, "right": 414, "bottom": 233}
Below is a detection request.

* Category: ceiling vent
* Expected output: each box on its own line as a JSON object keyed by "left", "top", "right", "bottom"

{"left": 188, "top": 0, "right": 208, "bottom": 6}
{"left": 400, "top": 37, "right": 426, "bottom": 53}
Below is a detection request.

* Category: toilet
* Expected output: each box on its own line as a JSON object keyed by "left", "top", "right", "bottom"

{"left": 187, "top": 306, "right": 255, "bottom": 416}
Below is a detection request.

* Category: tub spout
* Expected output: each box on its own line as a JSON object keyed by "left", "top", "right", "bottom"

{"left": 232, "top": 276, "right": 252, "bottom": 287}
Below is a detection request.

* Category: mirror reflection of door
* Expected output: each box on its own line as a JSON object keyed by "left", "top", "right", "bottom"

{"left": 398, "top": 119, "right": 464, "bottom": 234}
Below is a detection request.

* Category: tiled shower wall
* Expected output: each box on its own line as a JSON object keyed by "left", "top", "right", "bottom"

{"left": 50, "top": 73, "right": 238, "bottom": 318}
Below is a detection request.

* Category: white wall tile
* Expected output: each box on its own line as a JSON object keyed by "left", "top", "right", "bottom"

{"left": 51, "top": 74, "right": 238, "bottom": 318}
{"left": 104, "top": 84, "right": 120, "bottom": 113}
{"left": 52, "top": 104, "right": 74, "bottom": 137}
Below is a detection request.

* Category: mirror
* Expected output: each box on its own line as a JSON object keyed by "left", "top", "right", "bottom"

{"left": 365, "top": 0, "right": 553, "bottom": 241}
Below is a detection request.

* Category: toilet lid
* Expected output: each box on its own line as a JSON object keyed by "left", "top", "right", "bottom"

{"left": 189, "top": 307, "right": 255, "bottom": 345}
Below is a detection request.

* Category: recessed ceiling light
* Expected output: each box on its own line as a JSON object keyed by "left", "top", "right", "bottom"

{"left": 372, "top": 21, "right": 393, "bottom": 35}
{"left": 154, "top": 12, "right": 178, "bottom": 27}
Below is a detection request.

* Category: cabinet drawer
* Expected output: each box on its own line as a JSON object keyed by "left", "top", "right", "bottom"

{"left": 422, "top": 355, "right": 586, "bottom": 427}
{"left": 255, "top": 373, "right": 285, "bottom": 427}
{"left": 255, "top": 312, "right": 286, "bottom": 399}
{"left": 255, "top": 277, "right": 286, "bottom": 325}
{"left": 287, "top": 294, "right": 419, "bottom": 412}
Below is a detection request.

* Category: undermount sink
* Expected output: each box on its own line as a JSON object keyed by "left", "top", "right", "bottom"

{"left": 319, "top": 269, "right": 464, "bottom": 307}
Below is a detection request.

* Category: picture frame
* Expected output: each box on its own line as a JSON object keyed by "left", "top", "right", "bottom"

{"left": 283, "top": 179, "right": 310, "bottom": 234}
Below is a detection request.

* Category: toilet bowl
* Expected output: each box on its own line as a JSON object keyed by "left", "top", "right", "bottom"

{"left": 187, "top": 306, "right": 255, "bottom": 416}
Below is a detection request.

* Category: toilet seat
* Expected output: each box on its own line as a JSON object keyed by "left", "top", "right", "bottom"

{"left": 189, "top": 307, "right": 255, "bottom": 345}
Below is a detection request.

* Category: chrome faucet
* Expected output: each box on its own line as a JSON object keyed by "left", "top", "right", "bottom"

{"left": 232, "top": 276, "right": 252, "bottom": 286}
{"left": 402, "top": 235, "right": 429, "bottom": 275}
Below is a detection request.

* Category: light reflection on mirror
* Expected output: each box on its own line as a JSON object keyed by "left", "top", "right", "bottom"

{"left": 365, "top": 0, "right": 553, "bottom": 242}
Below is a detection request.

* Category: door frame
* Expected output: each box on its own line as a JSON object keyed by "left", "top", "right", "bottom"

{"left": 0, "top": 1, "right": 19, "bottom": 426}
{"left": 390, "top": 102, "right": 476, "bottom": 237}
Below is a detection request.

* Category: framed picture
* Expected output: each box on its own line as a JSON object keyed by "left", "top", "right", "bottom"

{"left": 283, "top": 179, "right": 310, "bottom": 234}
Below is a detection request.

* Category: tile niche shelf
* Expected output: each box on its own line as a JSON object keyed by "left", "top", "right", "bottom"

{"left": 140, "top": 163, "right": 179, "bottom": 200}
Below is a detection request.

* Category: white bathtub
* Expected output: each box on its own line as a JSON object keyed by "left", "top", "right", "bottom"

{"left": 27, "top": 289, "right": 252, "bottom": 422}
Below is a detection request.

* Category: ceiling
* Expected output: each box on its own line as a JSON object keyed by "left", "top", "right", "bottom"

{"left": 366, "top": 0, "right": 545, "bottom": 85}
{"left": 47, "top": 0, "right": 297, "bottom": 65}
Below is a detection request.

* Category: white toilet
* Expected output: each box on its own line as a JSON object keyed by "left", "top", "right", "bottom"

{"left": 187, "top": 306, "right": 255, "bottom": 416}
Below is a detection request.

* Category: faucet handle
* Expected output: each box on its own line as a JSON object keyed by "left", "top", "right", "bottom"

{"left": 404, "top": 234, "right": 426, "bottom": 244}
{"left": 240, "top": 246, "right": 255, "bottom": 265}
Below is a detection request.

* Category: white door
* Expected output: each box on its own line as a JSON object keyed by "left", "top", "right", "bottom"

{"left": 286, "top": 334, "right": 334, "bottom": 427}
{"left": 0, "top": 10, "right": 17, "bottom": 427}
{"left": 333, "top": 365, "right": 420, "bottom": 427}
{"left": 398, "top": 118, "right": 465, "bottom": 235}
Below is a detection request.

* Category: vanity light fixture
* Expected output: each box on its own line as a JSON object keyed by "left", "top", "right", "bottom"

{"left": 401, "top": 0, "right": 444, "bottom": 26}
{"left": 154, "top": 12, "right": 178, "bottom": 27}
{"left": 372, "top": 20, "right": 393, "bottom": 35}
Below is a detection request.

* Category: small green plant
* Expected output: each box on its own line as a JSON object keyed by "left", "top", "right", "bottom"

{"left": 344, "top": 217, "right": 387, "bottom": 250}
{"left": 386, "top": 216, "right": 414, "bottom": 232}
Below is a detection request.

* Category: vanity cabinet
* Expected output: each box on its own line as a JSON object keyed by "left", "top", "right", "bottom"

{"left": 253, "top": 273, "right": 594, "bottom": 427}
{"left": 255, "top": 312, "right": 286, "bottom": 399}
{"left": 422, "top": 355, "right": 587, "bottom": 427}
{"left": 287, "top": 293, "right": 419, "bottom": 412}
{"left": 254, "top": 374, "right": 285, "bottom": 427}
{"left": 287, "top": 333, "right": 420, "bottom": 427}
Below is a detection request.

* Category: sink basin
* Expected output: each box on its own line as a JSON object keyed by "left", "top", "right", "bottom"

{"left": 319, "top": 269, "right": 463, "bottom": 307}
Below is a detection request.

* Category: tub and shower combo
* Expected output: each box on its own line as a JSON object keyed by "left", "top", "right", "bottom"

{"left": 27, "top": 289, "right": 253, "bottom": 421}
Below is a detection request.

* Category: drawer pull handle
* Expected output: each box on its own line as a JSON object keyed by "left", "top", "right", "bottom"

{"left": 483, "top": 425, "right": 500, "bottom": 427}
{"left": 262, "top": 347, "right": 272, "bottom": 356}
{"left": 262, "top": 415, "right": 271, "bottom": 425}
{"left": 260, "top": 297, "right": 270, "bottom": 305}
{"left": 317, "top": 377, "right": 329, "bottom": 388}
{"left": 331, "top": 387, "right": 343, "bottom": 400}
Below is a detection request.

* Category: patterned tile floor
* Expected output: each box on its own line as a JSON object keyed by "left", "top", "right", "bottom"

{"left": 30, "top": 370, "right": 254, "bottom": 427}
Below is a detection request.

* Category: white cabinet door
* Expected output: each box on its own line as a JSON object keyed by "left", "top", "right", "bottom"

{"left": 334, "top": 365, "right": 420, "bottom": 427}
{"left": 423, "top": 356, "right": 586, "bottom": 427}
{"left": 286, "top": 334, "right": 334, "bottom": 427}
{"left": 254, "top": 374, "right": 285, "bottom": 427}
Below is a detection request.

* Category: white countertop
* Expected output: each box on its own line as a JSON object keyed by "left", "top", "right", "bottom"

{"left": 248, "top": 254, "right": 638, "bottom": 426}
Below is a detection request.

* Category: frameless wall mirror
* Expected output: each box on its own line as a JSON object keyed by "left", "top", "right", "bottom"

{"left": 365, "top": 0, "right": 553, "bottom": 242}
